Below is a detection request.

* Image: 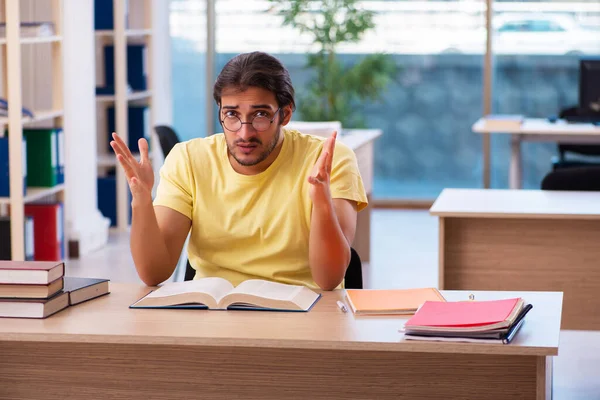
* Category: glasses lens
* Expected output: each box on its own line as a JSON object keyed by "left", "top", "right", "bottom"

{"left": 253, "top": 116, "right": 271, "bottom": 131}
{"left": 223, "top": 116, "right": 241, "bottom": 131}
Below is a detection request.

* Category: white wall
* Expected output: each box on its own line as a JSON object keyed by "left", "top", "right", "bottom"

{"left": 63, "top": 0, "right": 110, "bottom": 256}
{"left": 63, "top": 0, "right": 172, "bottom": 256}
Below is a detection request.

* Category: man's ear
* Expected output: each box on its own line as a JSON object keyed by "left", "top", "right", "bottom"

{"left": 281, "top": 105, "right": 293, "bottom": 126}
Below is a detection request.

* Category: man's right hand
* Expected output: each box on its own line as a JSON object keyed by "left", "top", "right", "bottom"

{"left": 110, "top": 132, "right": 154, "bottom": 207}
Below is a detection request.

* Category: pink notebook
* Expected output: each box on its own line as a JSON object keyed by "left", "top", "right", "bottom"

{"left": 405, "top": 298, "right": 521, "bottom": 328}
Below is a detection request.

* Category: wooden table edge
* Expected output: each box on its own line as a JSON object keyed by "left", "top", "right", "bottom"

{"left": 0, "top": 332, "right": 558, "bottom": 356}
{"left": 429, "top": 211, "right": 600, "bottom": 220}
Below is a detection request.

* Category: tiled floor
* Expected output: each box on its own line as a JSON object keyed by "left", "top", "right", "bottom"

{"left": 67, "top": 209, "right": 600, "bottom": 399}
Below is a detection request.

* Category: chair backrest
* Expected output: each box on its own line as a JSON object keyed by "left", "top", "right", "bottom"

{"left": 344, "top": 247, "right": 363, "bottom": 289}
{"left": 154, "top": 125, "right": 181, "bottom": 157}
{"left": 184, "top": 247, "right": 364, "bottom": 289}
{"left": 541, "top": 166, "right": 600, "bottom": 191}
{"left": 184, "top": 259, "right": 196, "bottom": 281}
{"left": 557, "top": 106, "right": 600, "bottom": 157}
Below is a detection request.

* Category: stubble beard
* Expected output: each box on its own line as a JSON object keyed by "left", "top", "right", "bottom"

{"left": 228, "top": 125, "right": 282, "bottom": 167}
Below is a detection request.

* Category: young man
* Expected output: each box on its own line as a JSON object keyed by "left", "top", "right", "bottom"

{"left": 110, "top": 51, "right": 367, "bottom": 290}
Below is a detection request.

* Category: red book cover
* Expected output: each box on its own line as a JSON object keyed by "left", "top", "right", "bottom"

{"left": 404, "top": 298, "right": 521, "bottom": 328}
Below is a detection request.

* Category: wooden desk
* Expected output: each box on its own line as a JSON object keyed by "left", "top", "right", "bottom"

{"left": 431, "top": 188, "right": 600, "bottom": 330}
{"left": 341, "top": 129, "right": 382, "bottom": 262}
{"left": 0, "top": 283, "right": 561, "bottom": 400}
{"left": 472, "top": 118, "right": 600, "bottom": 189}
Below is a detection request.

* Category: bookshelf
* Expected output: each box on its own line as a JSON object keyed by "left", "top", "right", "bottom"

{"left": 0, "top": 0, "right": 66, "bottom": 261}
{"left": 94, "top": 0, "right": 155, "bottom": 231}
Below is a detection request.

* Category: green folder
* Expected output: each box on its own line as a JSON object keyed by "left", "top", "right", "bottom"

{"left": 23, "top": 128, "right": 58, "bottom": 187}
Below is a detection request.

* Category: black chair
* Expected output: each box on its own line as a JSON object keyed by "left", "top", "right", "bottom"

{"left": 541, "top": 166, "right": 600, "bottom": 191}
{"left": 184, "top": 247, "right": 364, "bottom": 289}
{"left": 553, "top": 106, "right": 600, "bottom": 170}
{"left": 154, "top": 125, "right": 181, "bottom": 157}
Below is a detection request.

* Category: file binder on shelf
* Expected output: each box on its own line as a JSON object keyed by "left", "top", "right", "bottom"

{"left": 24, "top": 203, "right": 64, "bottom": 262}
{"left": 97, "top": 174, "right": 131, "bottom": 227}
{"left": 103, "top": 44, "right": 147, "bottom": 92}
{"left": 0, "top": 136, "right": 27, "bottom": 197}
{"left": 0, "top": 216, "right": 35, "bottom": 261}
{"left": 106, "top": 105, "right": 149, "bottom": 153}
{"left": 22, "top": 128, "right": 63, "bottom": 188}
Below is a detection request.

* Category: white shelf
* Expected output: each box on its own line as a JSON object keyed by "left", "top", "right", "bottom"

{"left": 0, "top": 35, "right": 62, "bottom": 45}
{"left": 20, "top": 35, "right": 63, "bottom": 45}
{"left": 0, "top": 185, "right": 65, "bottom": 205}
{"left": 95, "top": 29, "right": 152, "bottom": 38}
{"left": 0, "top": 109, "right": 64, "bottom": 125}
{"left": 96, "top": 90, "right": 152, "bottom": 103}
{"left": 2, "top": 0, "right": 66, "bottom": 261}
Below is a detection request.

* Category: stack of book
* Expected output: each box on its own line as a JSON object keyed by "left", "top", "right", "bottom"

{"left": 0, "top": 260, "right": 110, "bottom": 319}
{"left": 402, "top": 297, "right": 533, "bottom": 344}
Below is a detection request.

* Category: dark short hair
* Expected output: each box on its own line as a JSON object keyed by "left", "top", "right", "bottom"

{"left": 213, "top": 52, "right": 296, "bottom": 111}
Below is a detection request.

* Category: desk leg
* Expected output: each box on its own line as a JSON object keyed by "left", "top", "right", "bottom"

{"left": 537, "top": 356, "right": 553, "bottom": 400}
{"left": 483, "top": 132, "right": 491, "bottom": 188}
{"left": 510, "top": 135, "right": 523, "bottom": 189}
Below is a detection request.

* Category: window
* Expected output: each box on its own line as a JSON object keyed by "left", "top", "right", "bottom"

{"left": 214, "top": 0, "right": 486, "bottom": 199}
{"left": 492, "top": 5, "right": 600, "bottom": 189}
{"left": 172, "top": 0, "right": 600, "bottom": 199}
{"left": 170, "top": 0, "right": 208, "bottom": 141}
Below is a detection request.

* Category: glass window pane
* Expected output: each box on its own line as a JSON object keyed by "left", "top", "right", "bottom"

{"left": 492, "top": 3, "right": 600, "bottom": 189}
{"left": 215, "top": 0, "right": 487, "bottom": 199}
{"left": 170, "top": 0, "right": 207, "bottom": 141}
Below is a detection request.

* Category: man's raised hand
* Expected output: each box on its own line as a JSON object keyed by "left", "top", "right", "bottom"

{"left": 308, "top": 131, "right": 337, "bottom": 203}
{"left": 110, "top": 132, "right": 154, "bottom": 206}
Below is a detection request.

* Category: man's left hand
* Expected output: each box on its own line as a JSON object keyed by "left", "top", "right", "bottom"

{"left": 308, "top": 131, "right": 337, "bottom": 204}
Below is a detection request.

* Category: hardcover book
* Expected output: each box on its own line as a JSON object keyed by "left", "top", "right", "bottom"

{"left": 130, "top": 277, "right": 321, "bottom": 312}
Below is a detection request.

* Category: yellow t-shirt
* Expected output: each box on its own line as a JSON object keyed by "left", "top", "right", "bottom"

{"left": 152, "top": 128, "right": 368, "bottom": 289}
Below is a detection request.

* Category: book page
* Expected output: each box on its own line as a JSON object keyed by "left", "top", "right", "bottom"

{"left": 229, "top": 279, "right": 303, "bottom": 301}
{"left": 145, "top": 277, "right": 234, "bottom": 303}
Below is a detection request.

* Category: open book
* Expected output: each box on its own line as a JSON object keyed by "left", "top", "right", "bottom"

{"left": 130, "top": 277, "right": 321, "bottom": 312}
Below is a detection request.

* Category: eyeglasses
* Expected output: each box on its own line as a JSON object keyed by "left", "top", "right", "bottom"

{"left": 221, "top": 108, "right": 281, "bottom": 132}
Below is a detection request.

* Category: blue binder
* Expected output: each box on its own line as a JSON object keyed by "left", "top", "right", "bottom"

{"left": 0, "top": 136, "right": 27, "bottom": 197}
{"left": 97, "top": 174, "right": 132, "bottom": 227}
{"left": 106, "top": 105, "right": 149, "bottom": 153}
{"left": 103, "top": 44, "right": 147, "bottom": 91}
{"left": 94, "top": 0, "right": 114, "bottom": 30}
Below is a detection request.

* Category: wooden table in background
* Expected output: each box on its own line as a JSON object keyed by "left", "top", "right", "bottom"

{"left": 472, "top": 118, "right": 600, "bottom": 189}
{"left": 431, "top": 187, "right": 600, "bottom": 330}
{"left": 0, "top": 282, "right": 561, "bottom": 400}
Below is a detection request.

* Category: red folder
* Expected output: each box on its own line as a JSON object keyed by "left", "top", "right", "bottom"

{"left": 24, "top": 203, "right": 63, "bottom": 261}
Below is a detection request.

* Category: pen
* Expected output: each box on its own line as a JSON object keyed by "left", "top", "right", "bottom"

{"left": 336, "top": 300, "right": 348, "bottom": 313}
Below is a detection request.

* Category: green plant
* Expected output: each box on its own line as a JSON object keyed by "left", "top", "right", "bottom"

{"left": 267, "top": 0, "right": 397, "bottom": 128}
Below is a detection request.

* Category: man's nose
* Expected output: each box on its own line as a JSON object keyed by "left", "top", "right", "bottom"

{"left": 237, "top": 123, "right": 256, "bottom": 141}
